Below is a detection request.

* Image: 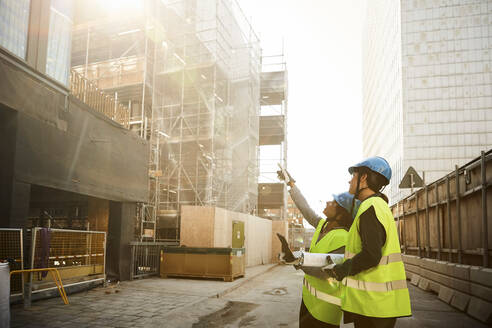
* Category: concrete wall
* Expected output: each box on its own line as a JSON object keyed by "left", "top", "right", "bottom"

{"left": 180, "top": 206, "right": 273, "bottom": 267}
{"left": 0, "top": 52, "right": 149, "bottom": 205}
{"left": 106, "top": 202, "right": 136, "bottom": 281}
{"left": 13, "top": 103, "right": 148, "bottom": 203}
{"left": 0, "top": 107, "right": 22, "bottom": 227}
{"left": 404, "top": 255, "right": 492, "bottom": 324}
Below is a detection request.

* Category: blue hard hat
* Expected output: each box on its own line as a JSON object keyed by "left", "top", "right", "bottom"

{"left": 348, "top": 156, "right": 392, "bottom": 184}
{"left": 333, "top": 192, "right": 361, "bottom": 218}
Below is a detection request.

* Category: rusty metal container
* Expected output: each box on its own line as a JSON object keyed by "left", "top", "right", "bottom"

{"left": 160, "top": 247, "right": 245, "bottom": 282}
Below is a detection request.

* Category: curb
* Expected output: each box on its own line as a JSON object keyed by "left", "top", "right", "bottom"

{"left": 214, "top": 264, "right": 279, "bottom": 298}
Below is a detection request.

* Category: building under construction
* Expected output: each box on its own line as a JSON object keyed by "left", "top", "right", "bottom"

{"left": 257, "top": 54, "right": 288, "bottom": 221}
{"left": 71, "top": 0, "right": 288, "bottom": 240}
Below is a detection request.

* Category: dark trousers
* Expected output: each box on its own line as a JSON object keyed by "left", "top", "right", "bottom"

{"left": 349, "top": 312, "right": 396, "bottom": 328}
{"left": 299, "top": 299, "right": 339, "bottom": 328}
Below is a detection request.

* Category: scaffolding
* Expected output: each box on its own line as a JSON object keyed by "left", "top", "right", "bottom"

{"left": 71, "top": 0, "right": 261, "bottom": 241}
{"left": 257, "top": 53, "right": 288, "bottom": 220}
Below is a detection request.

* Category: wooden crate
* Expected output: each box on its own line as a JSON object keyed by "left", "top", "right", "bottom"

{"left": 179, "top": 206, "right": 273, "bottom": 267}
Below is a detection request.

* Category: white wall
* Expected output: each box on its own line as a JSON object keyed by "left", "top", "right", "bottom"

{"left": 243, "top": 214, "right": 272, "bottom": 266}
{"left": 216, "top": 209, "right": 272, "bottom": 267}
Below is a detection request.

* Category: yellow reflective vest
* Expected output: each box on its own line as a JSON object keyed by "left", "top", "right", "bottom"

{"left": 341, "top": 196, "right": 412, "bottom": 318}
{"left": 302, "top": 220, "right": 348, "bottom": 325}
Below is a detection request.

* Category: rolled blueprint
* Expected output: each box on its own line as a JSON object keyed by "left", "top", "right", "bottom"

{"left": 301, "top": 252, "right": 344, "bottom": 267}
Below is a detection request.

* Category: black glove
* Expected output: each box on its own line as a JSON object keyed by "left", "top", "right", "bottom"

{"left": 277, "top": 233, "right": 301, "bottom": 264}
{"left": 323, "top": 263, "right": 350, "bottom": 281}
{"left": 298, "top": 266, "right": 333, "bottom": 280}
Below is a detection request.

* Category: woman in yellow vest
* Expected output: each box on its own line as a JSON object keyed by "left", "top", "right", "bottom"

{"left": 325, "top": 157, "right": 412, "bottom": 328}
{"left": 278, "top": 169, "right": 360, "bottom": 328}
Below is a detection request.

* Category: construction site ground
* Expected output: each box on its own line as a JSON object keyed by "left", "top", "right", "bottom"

{"left": 10, "top": 265, "right": 486, "bottom": 328}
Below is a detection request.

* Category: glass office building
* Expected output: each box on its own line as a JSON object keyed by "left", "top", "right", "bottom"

{"left": 363, "top": 0, "right": 492, "bottom": 203}
{"left": 0, "top": 0, "right": 73, "bottom": 85}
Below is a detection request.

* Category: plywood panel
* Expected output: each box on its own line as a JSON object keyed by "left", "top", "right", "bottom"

{"left": 271, "top": 220, "right": 288, "bottom": 263}
{"left": 213, "top": 207, "right": 232, "bottom": 248}
{"left": 180, "top": 206, "right": 215, "bottom": 247}
{"left": 180, "top": 206, "right": 273, "bottom": 266}
{"left": 88, "top": 197, "right": 109, "bottom": 232}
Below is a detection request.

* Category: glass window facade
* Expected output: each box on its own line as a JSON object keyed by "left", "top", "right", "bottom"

{"left": 0, "top": 0, "right": 31, "bottom": 59}
{"left": 362, "top": 0, "right": 405, "bottom": 204}
{"left": 363, "top": 0, "right": 492, "bottom": 204}
{"left": 45, "top": 0, "right": 74, "bottom": 85}
{"left": 400, "top": 0, "right": 492, "bottom": 187}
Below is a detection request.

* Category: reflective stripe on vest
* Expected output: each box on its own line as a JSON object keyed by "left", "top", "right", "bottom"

{"left": 344, "top": 251, "right": 402, "bottom": 266}
{"left": 342, "top": 277, "right": 408, "bottom": 293}
{"left": 341, "top": 196, "right": 412, "bottom": 317}
{"left": 303, "top": 278, "right": 341, "bottom": 306}
{"left": 303, "top": 225, "right": 346, "bottom": 324}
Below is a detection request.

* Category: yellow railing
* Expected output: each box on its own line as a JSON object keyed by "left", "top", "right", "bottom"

{"left": 70, "top": 69, "right": 130, "bottom": 128}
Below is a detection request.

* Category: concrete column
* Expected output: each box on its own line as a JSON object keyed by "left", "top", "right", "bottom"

{"left": 106, "top": 202, "right": 136, "bottom": 281}
{"left": 8, "top": 181, "right": 31, "bottom": 228}
{"left": 0, "top": 108, "right": 30, "bottom": 228}
{"left": 0, "top": 179, "right": 31, "bottom": 229}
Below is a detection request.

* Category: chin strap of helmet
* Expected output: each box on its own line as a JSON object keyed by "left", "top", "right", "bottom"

{"left": 350, "top": 173, "right": 362, "bottom": 217}
{"left": 350, "top": 170, "right": 372, "bottom": 217}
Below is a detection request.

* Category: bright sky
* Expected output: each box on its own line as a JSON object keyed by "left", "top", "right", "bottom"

{"left": 240, "top": 1, "right": 367, "bottom": 223}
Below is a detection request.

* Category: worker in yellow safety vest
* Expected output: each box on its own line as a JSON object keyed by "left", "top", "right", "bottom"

{"left": 277, "top": 169, "right": 360, "bottom": 328}
{"left": 324, "top": 157, "right": 412, "bottom": 328}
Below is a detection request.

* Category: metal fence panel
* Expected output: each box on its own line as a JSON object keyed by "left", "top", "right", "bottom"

{"left": 30, "top": 228, "right": 106, "bottom": 292}
{"left": 130, "top": 241, "right": 178, "bottom": 280}
{"left": 392, "top": 150, "right": 491, "bottom": 268}
{"left": 0, "top": 229, "right": 23, "bottom": 295}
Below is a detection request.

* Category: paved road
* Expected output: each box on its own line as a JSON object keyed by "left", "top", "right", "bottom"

{"left": 10, "top": 265, "right": 488, "bottom": 327}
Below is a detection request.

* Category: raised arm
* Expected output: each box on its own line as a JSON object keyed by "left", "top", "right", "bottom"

{"left": 289, "top": 185, "right": 323, "bottom": 228}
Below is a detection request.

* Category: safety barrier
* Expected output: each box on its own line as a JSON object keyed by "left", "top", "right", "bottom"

{"left": 10, "top": 268, "right": 68, "bottom": 305}
{"left": 70, "top": 69, "right": 130, "bottom": 128}
{"left": 30, "top": 228, "right": 106, "bottom": 293}
{"left": 130, "top": 241, "right": 178, "bottom": 280}
{"left": 0, "top": 229, "right": 24, "bottom": 296}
